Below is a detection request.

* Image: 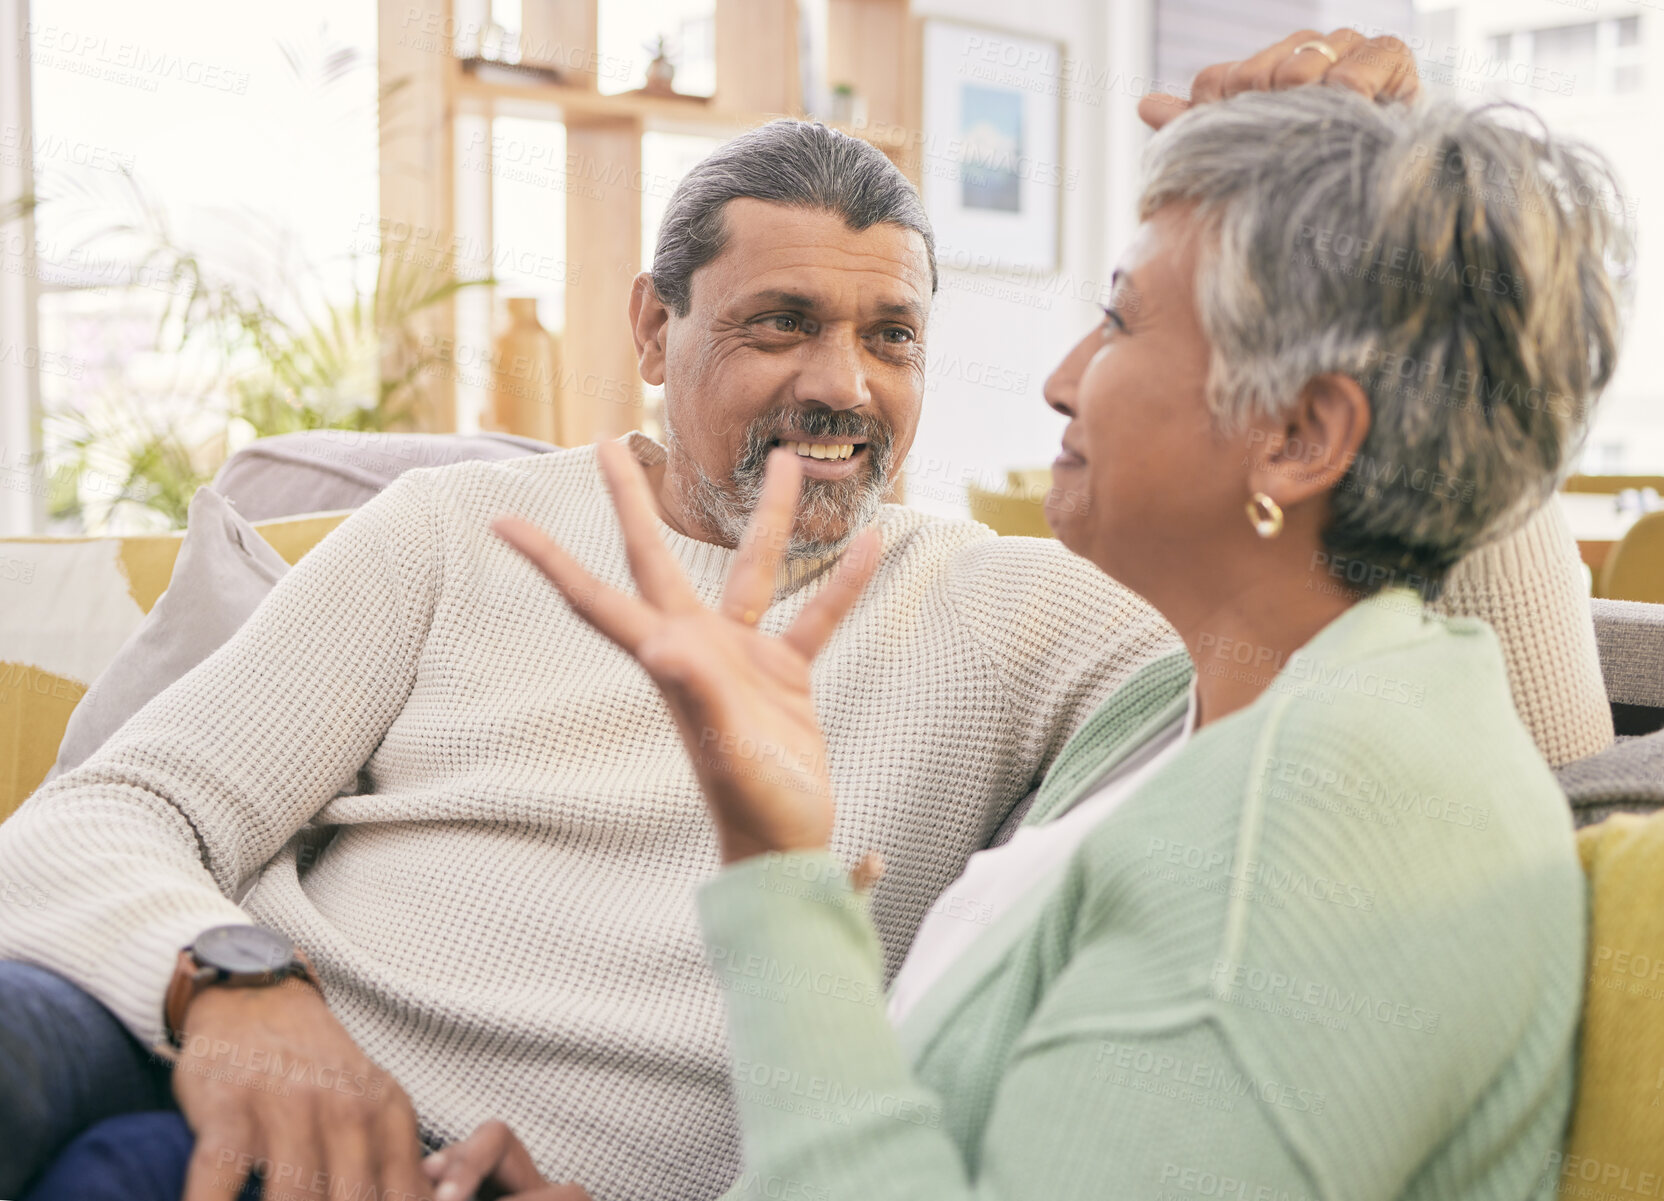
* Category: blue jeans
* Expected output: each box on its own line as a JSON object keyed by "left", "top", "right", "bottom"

{"left": 0, "top": 960, "right": 257, "bottom": 1201}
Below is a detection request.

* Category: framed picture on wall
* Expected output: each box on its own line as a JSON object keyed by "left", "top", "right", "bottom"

{"left": 920, "top": 20, "right": 1064, "bottom": 275}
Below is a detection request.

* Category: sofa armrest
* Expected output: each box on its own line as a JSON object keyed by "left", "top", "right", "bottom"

{"left": 1591, "top": 598, "right": 1664, "bottom": 733}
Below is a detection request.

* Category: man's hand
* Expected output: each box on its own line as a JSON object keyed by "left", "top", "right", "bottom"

{"left": 1139, "top": 28, "right": 1420, "bottom": 129}
{"left": 421, "top": 1121, "right": 591, "bottom": 1200}
{"left": 174, "top": 978, "right": 433, "bottom": 1201}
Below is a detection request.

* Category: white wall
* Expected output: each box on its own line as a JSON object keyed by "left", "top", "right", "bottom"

{"left": 901, "top": 0, "right": 1130, "bottom": 517}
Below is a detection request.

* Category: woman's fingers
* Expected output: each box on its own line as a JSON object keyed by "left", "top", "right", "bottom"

{"left": 1219, "top": 30, "right": 1319, "bottom": 98}
{"left": 492, "top": 516, "right": 655, "bottom": 653}
{"left": 1222, "top": 29, "right": 1363, "bottom": 98}
{"left": 422, "top": 1121, "right": 548, "bottom": 1200}
{"left": 596, "top": 439, "right": 700, "bottom": 613}
{"left": 1157, "top": 27, "right": 1413, "bottom": 131}
{"left": 1136, "top": 89, "right": 1191, "bottom": 130}
{"left": 1327, "top": 34, "right": 1419, "bottom": 102}
{"left": 1186, "top": 59, "right": 1235, "bottom": 109}
{"left": 784, "top": 528, "right": 883, "bottom": 661}
{"left": 1267, "top": 28, "right": 1365, "bottom": 92}
{"left": 718, "top": 448, "right": 803, "bottom": 626}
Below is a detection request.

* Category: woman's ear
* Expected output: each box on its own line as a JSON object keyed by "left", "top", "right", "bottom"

{"left": 630, "top": 273, "right": 670, "bottom": 387}
{"left": 1245, "top": 373, "right": 1372, "bottom": 507}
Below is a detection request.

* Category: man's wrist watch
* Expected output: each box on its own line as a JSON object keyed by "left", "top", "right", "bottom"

{"left": 162, "top": 924, "right": 321, "bottom": 1051}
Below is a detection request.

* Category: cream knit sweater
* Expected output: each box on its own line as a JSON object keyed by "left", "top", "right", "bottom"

{"left": 0, "top": 435, "right": 1610, "bottom": 1200}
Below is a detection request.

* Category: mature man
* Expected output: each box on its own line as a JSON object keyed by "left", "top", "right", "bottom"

{"left": 0, "top": 29, "right": 1609, "bottom": 1201}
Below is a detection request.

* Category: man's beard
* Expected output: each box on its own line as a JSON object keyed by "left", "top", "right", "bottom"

{"left": 663, "top": 405, "right": 896, "bottom": 562}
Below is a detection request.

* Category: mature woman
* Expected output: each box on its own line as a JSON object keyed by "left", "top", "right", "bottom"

{"left": 451, "top": 75, "right": 1625, "bottom": 1201}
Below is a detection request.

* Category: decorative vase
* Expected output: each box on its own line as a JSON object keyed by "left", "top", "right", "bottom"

{"left": 829, "top": 84, "right": 864, "bottom": 126}
{"left": 643, "top": 36, "right": 677, "bottom": 95}
{"left": 488, "top": 298, "right": 563, "bottom": 445}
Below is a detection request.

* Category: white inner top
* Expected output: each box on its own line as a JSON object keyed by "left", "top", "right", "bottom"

{"left": 887, "top": 681, "right": 1199, "bottom": 1026}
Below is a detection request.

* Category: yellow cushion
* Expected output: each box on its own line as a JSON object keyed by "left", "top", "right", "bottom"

{"left": 1558, "top": 812, "right": 1664, "bottom": 1193}
{"left": 0, "top": 510, "right": 351, "bottom": 823}
{"left": 967, "top": 469, "right": 1057, "bottom": 539}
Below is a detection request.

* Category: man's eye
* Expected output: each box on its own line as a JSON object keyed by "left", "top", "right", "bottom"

{"left": 763, "top": 315, "right": 800, "bottom": 333}
{"left": 880, "top": 327, "right": 915, "bottom": 344}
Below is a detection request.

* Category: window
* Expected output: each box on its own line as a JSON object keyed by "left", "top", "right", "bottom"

{"left": 1420, "top": 4, "right": 1657, "bottom": 475}
{"left": 1483, "top": 16, "right": 1646, "bottom": 101}
{"left": 1531, "top": 21, "right": 1597, "bottom": 86}
{"left": 13, "top": 0, "right": 378, "bottom": 533}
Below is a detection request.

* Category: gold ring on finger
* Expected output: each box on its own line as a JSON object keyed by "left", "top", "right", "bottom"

{"left": 1290, "top": 40, "right": 1339, "bottom": 64}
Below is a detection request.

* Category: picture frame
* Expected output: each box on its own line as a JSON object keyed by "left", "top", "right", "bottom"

{"left": 919, "top": 19, "right": 1065, "bottom": 275}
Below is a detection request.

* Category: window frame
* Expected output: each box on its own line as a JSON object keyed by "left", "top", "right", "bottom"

{"left": 0, "top": 0, "right": 45, "bottom": 536}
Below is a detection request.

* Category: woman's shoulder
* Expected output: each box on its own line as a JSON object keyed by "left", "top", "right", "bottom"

{"left": 1057, "top": 597, "right": 1582, "bottom": 1019}
{"left": 1257, "top": 604, "right": 1569, "bottom": 844}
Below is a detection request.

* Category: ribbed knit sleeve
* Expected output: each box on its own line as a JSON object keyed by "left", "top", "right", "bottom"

{"left": 699, "top": 853, "right": 1316, "bottom": 1200}
{"left": 1431, "top": 496, "right": 1612, "bottom": 766}
{"left": 0, "top": 469, "right": 441, "bottom": 1046}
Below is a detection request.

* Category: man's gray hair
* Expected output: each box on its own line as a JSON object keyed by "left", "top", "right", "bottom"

{"left": 1140, "top": 88, "right": 1632, "bottom": 592}
{"left": 650, "top": 118, "right": 938, "bottom": 316}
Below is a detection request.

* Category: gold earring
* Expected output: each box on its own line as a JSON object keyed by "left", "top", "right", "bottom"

{"left": 1246, "top": 492, "right": 1284, "bottom": 539}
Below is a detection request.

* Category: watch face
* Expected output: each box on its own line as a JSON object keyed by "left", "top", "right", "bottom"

{"left": 194, "top": 925, "right": 296, "bottom": 974}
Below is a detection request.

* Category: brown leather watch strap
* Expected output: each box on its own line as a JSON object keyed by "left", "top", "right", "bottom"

{"left": 162, "top": 944, "right": 322, "bottom": 1051}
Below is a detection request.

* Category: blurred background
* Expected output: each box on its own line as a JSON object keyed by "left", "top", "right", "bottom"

{"left": 0, "top": 0, "right": 1655, "bottom": 548}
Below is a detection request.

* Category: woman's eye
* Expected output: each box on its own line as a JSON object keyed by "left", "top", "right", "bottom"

{"left": 1099, "top": 305, "right": 1126, "bottom": 336}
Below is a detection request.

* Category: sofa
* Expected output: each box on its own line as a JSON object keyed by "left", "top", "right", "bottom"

{"left": 4, "top": 430, "right": 1664, "bottom": 1192}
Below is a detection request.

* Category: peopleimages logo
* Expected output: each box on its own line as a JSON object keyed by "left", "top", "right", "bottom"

{"left": 1210, "top": 960, "right": 1441, "bottom": 1034}
{"left": 730, "top": 1059, "right": 941, "bottom": 1127}
{"left": 1280, "top": 653, "right": 1426, "bottom": 709}
{"left": 1094, "top": 1040, "right": 1329, "bottom": 1114}
{"left": 1143, "top": 837, "right": 1377, "bottom": 911}
{"left": 1194, "top": 634, "right": 1428, "bottom": 710}
{"left": 1261, "top": 755, "right": 1491, "bottom": 831}
{"left": 707, "top": 946, "right": 883, "bottom": 1008}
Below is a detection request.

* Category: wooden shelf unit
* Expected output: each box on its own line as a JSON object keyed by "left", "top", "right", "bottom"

{"left": 378, "top": 0, "right": 922, "bottom": 440}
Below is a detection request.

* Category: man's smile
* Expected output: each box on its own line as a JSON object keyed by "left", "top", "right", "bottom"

{"left": 769, "top": 436, "right": 870, "bottom": 479}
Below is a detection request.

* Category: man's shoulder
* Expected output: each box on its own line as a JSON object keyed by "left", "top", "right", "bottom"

{"left": 407, "top": 442, "right": 602, "bottom": 521}
{"left": 877, "top": 506, "right": 1128, "bottom": 599}
{"left": 878, "top": 505, "right": 1084, "bottom": 571}
{"left": 876, "top": 505, "right": 1169, "bottom": 648}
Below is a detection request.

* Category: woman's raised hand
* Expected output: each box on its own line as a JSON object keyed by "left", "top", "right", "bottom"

{"left": 492, "top": 440, "right": 881, "bottom": 864}
{"left": 1140, "top": 28, "right": 1420, "bottom": 130}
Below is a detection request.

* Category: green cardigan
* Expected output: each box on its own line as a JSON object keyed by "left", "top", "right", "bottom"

{"left": 700, "top": 587, "right": 1585, "bottom": 1200}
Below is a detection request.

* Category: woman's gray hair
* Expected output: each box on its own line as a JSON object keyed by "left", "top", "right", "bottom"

{"left": 1140, "top": 88, "right": 1633, "bottom": 592}
{"left": 650, "top": 119, "right": 938, "bottom": 316}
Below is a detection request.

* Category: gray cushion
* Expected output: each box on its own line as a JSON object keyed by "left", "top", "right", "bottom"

{"left": 1565, "top": 598, "right": 1664, "bottom": 826}
{"left": 1591, "top": 598, "right": 1664, "bottom": 712}
{"left": 49, "top": 487, "right": 292, "bottom": 778}
{"left": 211, "top": 431, "right": 557, "bottom": 521}
{"left": 1555, "top": 727, "right": 1664, "bottom": 828}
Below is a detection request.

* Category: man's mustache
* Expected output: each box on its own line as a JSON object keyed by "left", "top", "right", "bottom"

{"left": 732, "top": 408, "right": 896, "bottom": 482}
